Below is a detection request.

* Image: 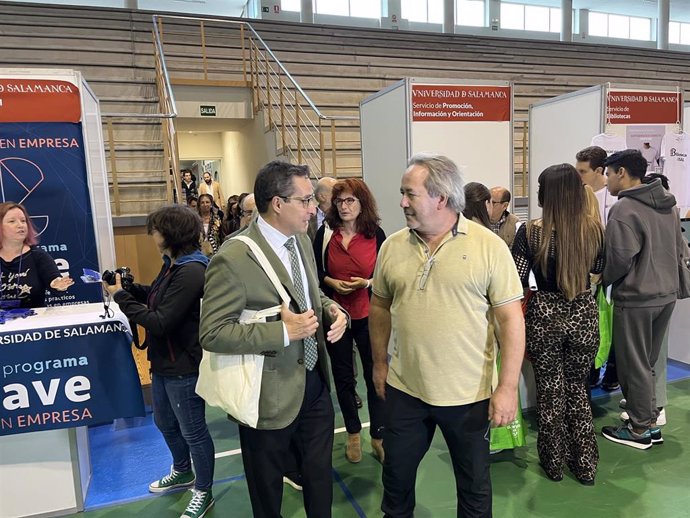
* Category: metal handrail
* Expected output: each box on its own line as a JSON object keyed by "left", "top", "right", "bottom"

{"left": 151, "top": 14, "right": 358, "bottom": 123}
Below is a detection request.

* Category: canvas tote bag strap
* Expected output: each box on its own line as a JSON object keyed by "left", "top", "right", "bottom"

{"left": 230, "top": 235, "right": 291, "bottom": 305}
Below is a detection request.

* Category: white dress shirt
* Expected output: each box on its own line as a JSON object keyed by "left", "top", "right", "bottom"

{"left": 257, "top": 216, "right": 313, "bottom": 346}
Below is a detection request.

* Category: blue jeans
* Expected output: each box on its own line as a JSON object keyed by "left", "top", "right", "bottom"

{"left": 152, "top": 373, "right": 215, "bottom": 491}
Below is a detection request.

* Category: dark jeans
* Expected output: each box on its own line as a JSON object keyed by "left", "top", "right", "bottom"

{"left": 239, "top": 369, "right": 335, "bottom": 518}
{"left": 326, "top": 317, "right": 384, "bottom": 439}
{"left": 382, "top": 385, "right": 492, "bottom": 518}
{"left": 152, "top": 373, "right": 215, "bottom": 491}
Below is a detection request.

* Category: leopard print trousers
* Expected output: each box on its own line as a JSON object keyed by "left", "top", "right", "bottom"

{"left": 526, "top": 290, "right": 600, "bottom": 482}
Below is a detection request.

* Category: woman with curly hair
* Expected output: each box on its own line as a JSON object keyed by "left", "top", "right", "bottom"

{"left": 313, "top": 178, "right": 386, "bottom": 464}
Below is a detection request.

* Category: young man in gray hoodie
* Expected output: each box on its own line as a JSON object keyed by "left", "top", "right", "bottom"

{"left": 601, "top": 149, "right": 683, "bottom": 450}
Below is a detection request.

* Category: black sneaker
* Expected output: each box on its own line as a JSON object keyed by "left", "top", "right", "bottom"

{"left": 650, "top": 427, "right": 663, "bottom": 445}
{"left": 602, "top": 424, "right": 652, "bottom": 450}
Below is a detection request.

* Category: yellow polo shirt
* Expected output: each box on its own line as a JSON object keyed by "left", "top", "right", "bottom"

{"left": 372, "top": 215, "right": 522, "bottom": 406}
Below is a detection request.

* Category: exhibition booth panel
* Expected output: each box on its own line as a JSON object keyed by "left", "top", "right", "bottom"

{"left": 0, "top": 69, "right": 141, "bottom": 518}
{"left": 360, "top": 77, "right": 513, "bottom": 236}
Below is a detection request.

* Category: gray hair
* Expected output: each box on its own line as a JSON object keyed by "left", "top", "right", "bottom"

{"left": 407, "top": 153, "right": 465, "bottom": 213}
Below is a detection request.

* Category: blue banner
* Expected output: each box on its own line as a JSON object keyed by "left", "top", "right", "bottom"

{"left": 0, "top": 122, "right": 101, "bottom": 305}
{"left": 0, "top": 320, "right": 145, "bottom": 436}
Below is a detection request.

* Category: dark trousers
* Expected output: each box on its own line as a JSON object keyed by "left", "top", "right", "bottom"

{"left": 613, "top": 301, "right": 675, "bottom": 430}
{"left": 152, "top": 373, "right": 215, "bottom": 491}
{"left": 239, "top": 369, "right": 335, "bottom": 518}
{"left": 526, "top": 291, "right": 599, "bottom": 481}
{"left": 326, "top": 317, "right": 384, "bottom": 439}
{"left": 381, "top": 385, "right": 491, "bottom": 518}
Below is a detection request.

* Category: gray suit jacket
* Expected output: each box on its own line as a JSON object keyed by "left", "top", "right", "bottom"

{"left": 200, "top": 219, "right": 338, "bottom": 430}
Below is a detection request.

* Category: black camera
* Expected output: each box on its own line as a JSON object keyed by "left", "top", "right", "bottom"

{"left": 102, "top": 267, "right": 134, "bottom": 291}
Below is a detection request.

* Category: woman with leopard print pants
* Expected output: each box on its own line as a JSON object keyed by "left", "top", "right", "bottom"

{"left": 512, "top": 164, "right": 605, "bottom": 485}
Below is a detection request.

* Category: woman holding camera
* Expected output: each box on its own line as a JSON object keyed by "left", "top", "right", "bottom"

{"left": 0, "top": 202, "right": 73, "bottom": 308}
{"left": 103, "top": 204, "right": 215, "bottom": 518}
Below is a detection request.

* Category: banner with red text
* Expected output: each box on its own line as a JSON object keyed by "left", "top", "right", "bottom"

{"left": 0, "top": 79, "right": 81, "bottom": 123}
{"left": 607, "top": 90, "right": 681, "bottom": 125}
{"left": 411, "top": 84, "right": 511, "bottom": 122}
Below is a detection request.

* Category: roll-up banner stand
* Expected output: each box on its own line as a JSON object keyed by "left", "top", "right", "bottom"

{"left": 361, "top": 78, "right": 513, "bottom": 236}
{"left": 0, "top": 69, "right": 115, "bottom": 306}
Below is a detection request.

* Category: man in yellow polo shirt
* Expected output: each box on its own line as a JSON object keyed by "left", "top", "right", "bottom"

{"left": 370, "top": 153, "right": 525, "bottom": 518}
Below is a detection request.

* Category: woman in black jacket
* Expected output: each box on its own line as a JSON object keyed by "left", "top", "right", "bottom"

{"left": 313, "top": 178, "right": 386, "bottom": 465}
{"left": 104, "top": 204, "right": 215, "bottom": 518}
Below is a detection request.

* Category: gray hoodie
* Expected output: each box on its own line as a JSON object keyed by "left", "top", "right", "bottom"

{"left": 603, "top": 179, "right": 683, "bottom": 307}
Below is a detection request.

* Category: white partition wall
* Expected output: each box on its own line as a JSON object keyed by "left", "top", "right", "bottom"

{"left": 529, "top": 86, "right": 605, "bottom": 220}
{"left": 361, "top": 78, "right": 513, "bottom": 236}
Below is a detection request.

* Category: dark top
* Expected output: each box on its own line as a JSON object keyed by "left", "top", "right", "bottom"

{"left": 0, "top": 247, "right": 61, "bottom": 308}
{"left": 114, "top": 252, "right": 208, "bottom": 376}
{"left": 182, "top": 181, "right": 198, "bottom": 201}
{"left": 603, "top": 180, "right": 682, "bottom": 307}
{"left": 313, "top": 225, "right": 386, "bottom": 319}
{"left": 511, "top": 222, "right": 604, "bottom": 294}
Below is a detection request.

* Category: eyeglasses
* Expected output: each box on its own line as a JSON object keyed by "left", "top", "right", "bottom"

{"left": 334, "top": 197, "right": 358, "bottom": 207}
{"left": 419, "top": 256, "right": 435, "bottom": 291}
{"left": 490, "top": 200, "right": 506, "bottom": 205}
{"left": 279, "top": 195, "right": 316, "bottom": 208}
{"left": 239, "top": 209, "right": 255, "bottom": 217}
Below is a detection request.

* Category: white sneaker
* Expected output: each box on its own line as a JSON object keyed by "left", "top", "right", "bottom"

{"left": 620, "top": 407, "right": 666, "bottom": 426}
{"left": 619, "top": 398, "right": 626, "bottom": 409}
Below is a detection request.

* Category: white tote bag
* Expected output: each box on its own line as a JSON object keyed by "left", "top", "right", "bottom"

{"left": 196, "top": 236, "right": 291, "bottom": 428}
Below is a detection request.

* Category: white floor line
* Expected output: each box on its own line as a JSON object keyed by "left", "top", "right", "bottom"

{"left": 214, "top": 422, "right": 371, "bottom": 459}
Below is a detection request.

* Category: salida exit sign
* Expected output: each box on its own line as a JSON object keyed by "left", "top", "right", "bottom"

{"left": 200, "top": 105, "right": 216, "bottom": 117}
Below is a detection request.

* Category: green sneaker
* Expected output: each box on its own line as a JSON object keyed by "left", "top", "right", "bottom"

{"left": 180, "top": 489, "right": 215, "bottom": 518}
{"left": 148, "top": 467, "right": 195, "bottom": 493}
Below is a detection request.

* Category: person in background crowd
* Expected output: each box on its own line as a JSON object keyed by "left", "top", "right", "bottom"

{"left": 308, "top": 176, "right": 337, "bottom": 240}
{"left": 237, "top": 193, "right": 257, "bottom": 230}
{"left": 371, "top": 153, "right": 524, "bottom": 518}
{"left": 187, "top": 196, "right": 198, "bottom": 210}
{"left": 489, "top": 186, "right": 521, "bottom": 248}
{"left": 0, "top": 202, "right": 74, "bottom": 308}
{"left": 313, "top": 178, "right": 386, "bottom": 464}
{"left": 462, "top": 182, "right": 492, "bottom": 228}
{"left": 576, "top": 145, "right": 619, "bottom": 392}
{"left": 222, "top": 195, "right": 241, "bottom": 237}
{"left": 199, "top": 171, "right": 226, "bottom": 213}
{"left": 512, "top": 164, "right": 604, "bottom": 485}
{"left": 181, "top": 170, "right": 198, "bottom": 202}
{"left": 104, "top": 204, "right": 215, "bottom": 518}
{"left": 197, "top": 194, "right": 224, "bottom": 257}
{"left": 200, "top": 160, "right": 347, "bottom": 518}
{"left": 602, "top": 150, "right": 683, "bottom": 450}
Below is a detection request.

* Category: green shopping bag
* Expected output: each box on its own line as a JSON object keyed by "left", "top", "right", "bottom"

{"left": 594, "top": 285, "right": 613, "bottom": 369}
{"left": 490, "top": 354, "right": 527, "bottom": 451}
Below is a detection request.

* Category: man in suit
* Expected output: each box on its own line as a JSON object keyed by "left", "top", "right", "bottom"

{"left": 200, "top": 160, "right": 347, "bottom": 518}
